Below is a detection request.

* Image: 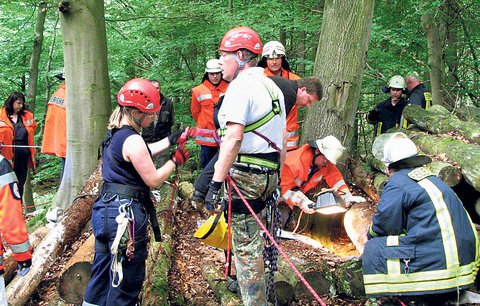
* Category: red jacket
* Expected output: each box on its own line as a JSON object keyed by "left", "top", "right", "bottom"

{"left": 263, "top": 67, "right": 301, "bottom": 150}
{"left": 41, "top": 83, "right": 66, "bottom": 158}
{"left": 190, "top": 80, "right": 229, "bottom": 146}
{"left": 0, "top": 154, "right": 32, "bottom": 273}
{"left": 280, "top": 144, "right": 348, "bottom": 209}
{"left": 0, "top": 107, "right": 38, "bottom": 172}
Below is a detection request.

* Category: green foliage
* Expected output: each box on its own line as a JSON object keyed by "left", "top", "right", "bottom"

{"left": 0, "top": 0, "right": 479, "bottom": 187}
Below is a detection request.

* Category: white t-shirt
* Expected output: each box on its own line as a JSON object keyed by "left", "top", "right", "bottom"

{"left": 218, "top": 67, "right": 286, "bottom": 154}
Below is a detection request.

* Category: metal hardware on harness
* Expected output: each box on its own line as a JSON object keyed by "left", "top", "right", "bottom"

{"left": 263, "top": 190, "right": 281, "bottom": 306}
{"left": 110, "top": 202, "right": 135, "bottom": 287}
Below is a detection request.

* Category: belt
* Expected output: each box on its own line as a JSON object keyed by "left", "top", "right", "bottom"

{"left": 102, "top": 182, "right": 149, "bottom": 201}
{"left": 233, "top": 163, "right": 277, "bottom": 175}
{"left": 236, "top": 154, "right": 278, "bottom": 170}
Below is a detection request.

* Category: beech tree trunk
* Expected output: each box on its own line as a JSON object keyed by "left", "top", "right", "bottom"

{"left": 55, "top": 0, "right": 110, "bottom": 209}
{"left": 302, "top": 0, "right": 374, "bottom": 151}
{"left": 422, "top": 12, "right": 446, "bottom": 107}
{"left": 23, "top": 1, "right": 47, "bottom": 213}
{"left": 403, "top": 104, "right": 480, "bottom": 145}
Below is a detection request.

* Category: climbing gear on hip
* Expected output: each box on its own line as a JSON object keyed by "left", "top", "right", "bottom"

{"left": 101, "top": 182, "right": 162, "bottom": 242}
{"left": 111, "top": 202, "right": 135, "bottom": 287}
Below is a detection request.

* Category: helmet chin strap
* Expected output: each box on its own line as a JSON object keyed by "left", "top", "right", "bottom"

{"left": 127, "top": 110, "right": 147, "bottom": 130}
{"left": 231, "top": 53, "right": 248, "bottom": 80}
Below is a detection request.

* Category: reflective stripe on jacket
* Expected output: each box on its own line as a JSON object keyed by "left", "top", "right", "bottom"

{"left": 0, "top": 107, "right": 38, "bottom": 171}
{"left": 280, "top": 144, "right": 348, "bottom": 209}
{"left": 190, "top": 80, "right": 228, "bottom": 146}
{"left": 0, "top": 155, "right": 32, "bottom": 272}
{"left": 363, "top": 167, "right": 479, "bottom": 296}
{"left": 41, "top": 83, "right": 66, "bottom": 158}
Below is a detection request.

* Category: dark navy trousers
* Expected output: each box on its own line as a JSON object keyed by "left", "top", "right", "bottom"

{"left": 83, "top": 194, "right": 148, "bottom": 306}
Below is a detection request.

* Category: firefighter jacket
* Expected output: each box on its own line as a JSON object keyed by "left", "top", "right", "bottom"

{"left": 41, "top": 83, "right": 66, "bottom": 158}
{"left": 280, "top": 144, "right": 349, "bottom": 209}
{"left": 367, "top": 97, "right": 407, "bottom": 136}
{"left": 263, "top": 67, "right": 300, "bottom": 81}
{"left": 0, "top": 107, "right": 38, "bottom": 171}
{"left": 190, "top": 79, "right": 229, "bottom": 146}
{"left": 0, "top": 154, "right": 32, "bottom": 274}
{"left": 407, "top": 83, "right": 432, "bottom": 109}
{"left": 362, "top": 167, "right": 479, "bottom": 297}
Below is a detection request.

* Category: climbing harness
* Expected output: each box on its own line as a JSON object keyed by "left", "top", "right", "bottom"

{"left": 111, "top": 201, "right": 135, "bottom": 287}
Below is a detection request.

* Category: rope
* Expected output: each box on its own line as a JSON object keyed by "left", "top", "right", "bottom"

{"left": 225, "top": 182, "right": 233, "bottom": 277}
{"left": 164, "top": 168, "right": 178, "bottom": 232}
{"left": 226, "top": 175, "right": 327, "bottom": 306}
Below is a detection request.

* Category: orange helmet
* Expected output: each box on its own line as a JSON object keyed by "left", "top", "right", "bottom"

{"left": 219, "top": 26, "right": 262, "bottom": 54}
{"left": 117, "top": 78, "right": 160, "bottom": 113}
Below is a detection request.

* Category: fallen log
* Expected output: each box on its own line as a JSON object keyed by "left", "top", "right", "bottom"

{"left": 57, "top": 234, "right": 95, "bottom": 304}
{"left": 141, "top": 182, "right": 179, "bottom": 305}
{"left": 403, "top": 104, "right": 480, "bottom": 145}
{"left": 3, "top": 226, "right": 49, "bottom": 286}
{"left": 349, "top": 159, "right": 379, "bottom": 202}
{"left": 373, "top": 172, "right": 388, "bottom": 195}
{"left": 428, "top": 160, "right": 463, "bottom": 187}
{"left": 406, "top": 130, "right": 480, "bottom": 192}
{"left": 343, "top": 203, "right": 375, "bottom": 255}
{"left": 202, "top": 262, "right": 242, "bottom": 306}
{"left": 365, "top": 154, "right": 387, "bottom": 175}
{"left": 5, "top": 162, "right": 102, "bottom": 306}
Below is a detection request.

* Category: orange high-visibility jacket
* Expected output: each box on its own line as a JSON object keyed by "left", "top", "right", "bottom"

{"left": 0, "top": 154, "right": 32, "bottom": 273}
{"left": 0, "top": 107, "right": 38, "bottom": 172}
{"left": 263, "top": 67, "right": 301, "bottom": 151}
{"left": 280, "top": 144, "right": 349, "bottom": 209}
{"left": 190, "top": 79, "right": 229, "bottom": 146}
{"left": 41, "top": 83, "right": 66, "bottom": 158}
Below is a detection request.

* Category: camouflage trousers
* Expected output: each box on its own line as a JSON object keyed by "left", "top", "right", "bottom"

{"left": 232, "top": 212, "right": 267, "bottom": 306}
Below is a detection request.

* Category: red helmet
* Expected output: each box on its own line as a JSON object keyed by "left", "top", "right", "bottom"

{"left": 219, "top": 26, "right": 262, "bottom": 54}
{"left": 117, "top": 78, "right": 160, "bottom": 113}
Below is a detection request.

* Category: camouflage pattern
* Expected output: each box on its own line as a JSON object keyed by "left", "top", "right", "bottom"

{"left": 232, "top": 213, "right": 267, "bottom": 306}
{"left": 229, "top": 167, "right": 278, "bottom": 201}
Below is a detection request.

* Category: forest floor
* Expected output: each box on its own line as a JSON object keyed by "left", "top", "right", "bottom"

{"left": 22, "top": 181, "right": 450, "bottom": 306}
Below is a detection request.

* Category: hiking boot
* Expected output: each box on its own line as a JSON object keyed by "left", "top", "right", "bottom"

{"left": 191, "top": 190, "right": 206, "bottom": 209}
{"left": 226, "top": 275, "right": 241, "bottom": 296}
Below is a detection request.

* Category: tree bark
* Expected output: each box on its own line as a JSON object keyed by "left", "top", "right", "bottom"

{"left": 202, "top": 262, "right": 242, "bottom": 306}
{"left": 422, "top": 12, "right": 446, "bottom": 107}
{"left": 55, "top": 0, "right": 110, "bottom": 209}
{"left": 5, "top": 163, "right": 101, "bottom": 305}
{"left": 302, "top": 0, "right": 374, "bottom": 152}
{"left": 406, "top": 130, "right": 480, "bottom": 192}
{"left": 428, "top": 160, "right": 463, "bottom": 187}
{"left": 23, "top": 1, "right": 47, "bottom": 213}
{"left": 403, "top": 104, "right": 480, "bottom": 145}
{"left": 349, "top": 159, "right": 379, "bottom": 202}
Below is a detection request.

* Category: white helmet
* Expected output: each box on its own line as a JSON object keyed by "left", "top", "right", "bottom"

{"left": 310, "top": 136, "right": 346, "bottom": 164}
{"left": 372, "top": 132, "right": 417, "bottom": 166}
{"left": 387, "top": 75, "right": 406, "bottom": 90}
{"left": 205, "top": 59, "right": 222, "bottom": 73}
{"left": 262, "top": 41, "right": 286, "bottom": 58}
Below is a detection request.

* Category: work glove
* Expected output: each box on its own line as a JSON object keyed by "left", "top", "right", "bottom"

{"left": 170, "top": 143, "right": 189, "bottom": 166}
{"left": 16, "top": 259, "right": 31, "bottom": 277}
{"left": 342, "top": 192, "right": 366, "bottom": 208}
{"left": 168, "top": 127, "right": 191, "bottom": 146}
{"left": 205, "top": 180, "right": 222, "bottom": 213}
{"left": 290, "top": 190, "right": 316, "bottom": 214}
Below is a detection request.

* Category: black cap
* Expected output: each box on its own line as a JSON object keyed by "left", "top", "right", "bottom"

{"left": 54, "top": 72, "right": 65, "bottom": 80}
